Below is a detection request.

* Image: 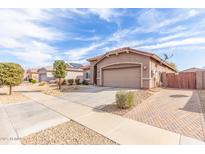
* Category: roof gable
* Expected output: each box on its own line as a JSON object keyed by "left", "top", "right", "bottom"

{"left": 91, "top": 47, "right": 176, "bottom": 72}
{"left": 181, "top": 67, "right": 205, "bottom": 72}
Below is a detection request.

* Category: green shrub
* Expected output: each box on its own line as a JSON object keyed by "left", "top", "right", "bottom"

{"left": 39, "top": 81, "right": 47, "bottom": 86}
{"left": 28, "top": 78, "right": 33, "bottom": 82}
{"left": 68, "top": 79, "right": 74, "bottom": 85}
{"left": 31, "top": 79, "right": 36, "bottom": 84}
{"left": 82, "top": 80, "right": 89, "bottom": 85}
{"left": 116, "top": 91, "right": 135, "bottom": 109}
{"left": 0, "top": 63, "right": 24, "bottom": 95}
{"left": 75, "top": 79, "right": 80, "bottom": 85}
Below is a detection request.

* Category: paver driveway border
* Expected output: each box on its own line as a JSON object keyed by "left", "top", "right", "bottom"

{"left": 124, "top": 89, "right": 205, "bottom": 141}
{"left": 18, "top": 87, "right": 205, "bottom": 145}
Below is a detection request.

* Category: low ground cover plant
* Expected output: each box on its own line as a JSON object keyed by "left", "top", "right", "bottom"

{"left": 82, "top": 80, "right": 89, "bottom": 85}
{"left": 75, "top": 79, "right": 80, "bottom": 85}
{"left": 68, "top": 79, "right": 74, "bottom": 85}
{"left": 28, "top": 78, "right": 36, "bottom": 84}
{"left": 116, "top": 91, "right": 135, "bottom": 109}
{"left": 39, "top": 81, "right": 47, "bottom": 86}
{"left": 28, "top": 78, "right": 33, "bottom": 82}
{"left": 31, "top": 79, "right": 36, "bottom": 84}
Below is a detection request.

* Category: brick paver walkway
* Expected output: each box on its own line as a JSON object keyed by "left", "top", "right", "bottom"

{"left": 124, "top": 89, "right": 205, "bottom": 141}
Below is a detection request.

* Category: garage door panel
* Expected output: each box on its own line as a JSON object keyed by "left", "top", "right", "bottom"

{"left": 102, "top": 67, "right": 141, "bottom": 88}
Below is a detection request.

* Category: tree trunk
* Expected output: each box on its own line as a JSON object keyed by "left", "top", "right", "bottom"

{"left": 59, "top": 78, "right": 61, "bottom": 90}
{"left": 9, "top": 85, "right": 12, "bottom": 95}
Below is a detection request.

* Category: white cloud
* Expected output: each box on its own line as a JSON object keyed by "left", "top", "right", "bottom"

{"left": 158, "top": 29, "right": 205, "bottom": 42}
{"left": 65, "top": 42, "right": 106, "bottom": 63}
{"left": 134, "top": 9, "right": 204, "bottom": 34}
{"left": 139, "top": 37, "right": 205, "bottom": 50}
{"left": 61, "top": 8, "right": 122, "bottom": 23}
{"left": 0, "top": 9, "right": 64, "bottom": 41}
{"left": 1, "top": 8, "right": 205, "bottom": 69}
{"left": 6, "top": 40, "right": 58, "bottom": 67}
{"left": 71, "top": 35, "right": 101, "bottom": 41}
{"left": 159, "top": 26, "right": 186, "bottom": 34}
{"left": 88, "top": 9, "right": 121, "bottom": 22}
{"left": 0, "top": 9, "right": 65, "bottom": 67}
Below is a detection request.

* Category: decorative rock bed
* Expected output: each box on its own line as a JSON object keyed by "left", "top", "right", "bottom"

{"left": 21, "top": 121, "right": 117, "bottom": 145}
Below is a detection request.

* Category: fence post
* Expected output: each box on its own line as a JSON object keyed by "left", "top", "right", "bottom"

{"left": 196, "top": 71, "right": 203, "bottom": 89}
{"left": 203, "top": 71, "right": 205, "bottom": 89}
{"left": 161, "top": 72, "right": 167, "bottom": 88}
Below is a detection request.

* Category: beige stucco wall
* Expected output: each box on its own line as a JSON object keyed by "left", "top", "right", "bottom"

{"left": 47, "top": 72, "right": 53, "bottom": 78}
{"left": 150, "top": 59, "right": 175, "bottom": 88}
{"left": 38, "top": 69, "right": 83, "bottom": 82}
{"left": 89, "top": 61, "right": 96, "bottom": 84}
{"left": 66, "top": 70, "right": 83, "bottom": 82}
{"left": 30, "top": 73, "right": 39, "bottom": 82}
{"left": 83, "top": 69, "right": 91, "bottom": 82}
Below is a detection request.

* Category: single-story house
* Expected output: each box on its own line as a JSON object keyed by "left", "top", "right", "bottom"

{"left": 38, "top": 63, "right": 83, "bottom": 82}
{"left": 181, "top": 67, "right": 205, "bottom": 73}
{"left": 85, "top": 47, "right": 177, "bottom": 89}
{"left": 24, "top": 68, "right": 39, "bottom": 81}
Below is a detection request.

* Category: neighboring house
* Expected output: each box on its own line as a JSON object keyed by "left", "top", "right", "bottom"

{"left": 25, "top": 69, "right": 39, "bottom": 81}
{"left": 38, "top": 63, "right": 83, "bottom": 82}
{"left": 86, "top": 47, "right": 177, "bottom": 89}
{"left": 181, "top": 67, "right": 205, "bottom": 73}
{"left": 81, "top": 65, "right": 91, "bottom": 83}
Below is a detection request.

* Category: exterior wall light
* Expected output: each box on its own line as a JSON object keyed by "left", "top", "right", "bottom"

{"left": 143, "top": 65, "right": 147, "bottom": 70}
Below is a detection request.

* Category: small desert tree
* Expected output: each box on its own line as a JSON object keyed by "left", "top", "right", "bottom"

{"left": 0, "top": 63, "right": 24, "bottom": 95}
{"left": 168, "top": 62, "right": 177, "bottom": 70}
{"left": 52, "top": 60, "right": 67, "bottom": 90}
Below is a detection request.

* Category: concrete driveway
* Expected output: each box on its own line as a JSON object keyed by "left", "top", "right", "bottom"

{"left": 59, "top": 86, "right": 137, "bottom": 109}
{"left": 0, "top": 100, "right": 69, "bottom": 144}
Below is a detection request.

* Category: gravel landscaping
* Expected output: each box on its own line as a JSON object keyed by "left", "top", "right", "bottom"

{"left": 101, "top": 89, "right": 157, "bottom": 116}
{"left": 29, "top": 83, "right": 64, "bottom": 97}
{"left": 0, "top": 86, "right": 29, "bottom": 104}
{"left": 21, "top": 120, "right": 117, "bottom": 145}
{"left": 61, "top": 85, "right": 93, "bottom": 92}
{"left": 28, "top": 83, "right": 88, "bottom": 96}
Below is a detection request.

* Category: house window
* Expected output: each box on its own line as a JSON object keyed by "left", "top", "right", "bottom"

{"left": 151, "top": 70, "right": 155, "bottom": 78}
{"left": 85, "top": 72, "right": 90, "bottom": 79}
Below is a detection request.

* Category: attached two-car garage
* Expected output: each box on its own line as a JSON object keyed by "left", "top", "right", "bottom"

{"left": 102, "top": 64, "right": 141, "bottom": 89}
{"left": 89, "top": 47, "right": 176, "bottom": 89}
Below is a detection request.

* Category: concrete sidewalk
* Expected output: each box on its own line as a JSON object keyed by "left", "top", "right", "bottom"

{"left": 19, "top": 89, "right": 205, "bottom": 144}
{"left": 0, "top": 100, "right": 69, "bottom": 145}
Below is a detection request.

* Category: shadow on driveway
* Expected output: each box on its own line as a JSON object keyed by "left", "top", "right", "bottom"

{"left": 179, "top": 91, "right": 203, "bottom": 114}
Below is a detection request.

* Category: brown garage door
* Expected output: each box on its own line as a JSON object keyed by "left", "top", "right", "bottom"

{"left": 102, "top": 66, "right": 141, "bottom": 88}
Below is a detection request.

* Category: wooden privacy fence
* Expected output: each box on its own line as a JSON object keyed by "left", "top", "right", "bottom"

{"left": 162, "top": 72, "right": 196, "bottom": 89}
{"left": 196, "top": 71, "right": 205, "bottom": 89}
{"left": 162, "top": 71, "right": 205, "bottom": 89}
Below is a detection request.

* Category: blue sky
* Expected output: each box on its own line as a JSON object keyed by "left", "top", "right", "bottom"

{"left": 0, "top": 8, "right": 205, "bottom": 71}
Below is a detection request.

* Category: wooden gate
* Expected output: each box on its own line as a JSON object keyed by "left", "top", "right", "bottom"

{"left": 165, "top": 72, "right": 196, "bottom": 89}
